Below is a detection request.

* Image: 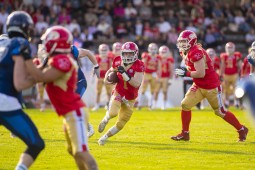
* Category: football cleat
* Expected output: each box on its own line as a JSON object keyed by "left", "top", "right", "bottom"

{"left": 98, "top": 119, "right": 108, "bottom": 133}
{"left": 238, "top": 126, "right": 248, "bottom": 142}
{"left": 91, "top": 104, "right": 99, "bottom": 111}
{"left": 171, "top": 130, "right": 190, "bottom": 141}
{"left": 87, "top": 123, "right": 95, "bottom": 138}
{"left": 98, "top": 135, "right": 107, "bottom": 145}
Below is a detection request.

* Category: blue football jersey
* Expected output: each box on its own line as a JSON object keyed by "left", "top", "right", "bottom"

{"left": 71, "top": 45, "right": 86, "bottom": 81}
{"left": 0, "top": 37, "right": 31, "bottom": 104}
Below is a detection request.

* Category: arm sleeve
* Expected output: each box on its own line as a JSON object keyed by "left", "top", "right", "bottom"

{"left": 71, "top": 45, "right": 79, "bottom": 60}
{"left": 11, "top": 38, "right": 31, "bottom": 58}
{"left": 50, "top": 55, "right": 72, "bottom": 72}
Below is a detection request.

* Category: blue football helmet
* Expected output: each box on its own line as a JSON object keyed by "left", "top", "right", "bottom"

{"left": 6, "top": 11, "right": 34, "bottom": 39}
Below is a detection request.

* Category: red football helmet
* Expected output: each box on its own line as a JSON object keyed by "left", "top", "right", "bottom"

{"left": 206, "top": 48, "right": 216, "bottom": 58}
{"left": 41, "top": 26, "right": 73, "bottom": 54}
{"left": 121, "top": 42, "right": 139, "bottom": 64}
{"left": 225, "top": 42, "right": 235, "bottom": 55}
{"left": 177, "top": 30, "right": 197, "bottom": 52}
{"left": 159, "top": 45, "right": 170, "bottom": 57}
{"left": 98, "top": 43, "right": 109, "bottom": 56}
{"left": 112, "top": 42, "right": 122, "bottom": 54}
{"left": 148, "top": 43, "right": 158, "bottom": 55}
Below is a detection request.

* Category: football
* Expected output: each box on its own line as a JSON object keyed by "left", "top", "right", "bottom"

{"left": 107, "top": 71, "right": 119, "bottom": 84}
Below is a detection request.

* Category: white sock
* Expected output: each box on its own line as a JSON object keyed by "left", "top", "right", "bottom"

{"left": 103, "top": 111, "right": 110, "bottom": 122}
{"left": 15, "top": 163, "right": 28, "bottom": 170}
{"left": 108, "top": 126, "right": 119, "bottom": 136}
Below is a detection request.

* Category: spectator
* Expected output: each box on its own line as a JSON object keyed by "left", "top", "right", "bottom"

{"left": 124, "top": 2, "right": 137, "bottom": 20}
{"left": 113, "top": 2, "right": 125, "bottom": 21}
{"left": 157, "top": 16, "right": 171, "bottom": 41}
{"left": 115, "top": 22, "right": 128, "bottom": 39}
{"left": 245, "top": 29, "right": 255, "bottom": 45}
{"left": 58, "top": 8, "right": 71, "bottom": 24}
{"left": 80, "top": 27, "right": 94, "bottom": 42}
{"left": 68, "top": 18, "right": 81, "bottom": 34}
{"left": 97, "top": 19, "right": 111, "bottom": 39}
{"left": 167, "top": 27, "right": 178, "bottom": 46}
{"left": 135, "top": 19, "right": 143, "bottom": 38}
{"left": 139, "top": 1, "right": 152, "bottom": 20}
{"left": 0, "top": 7, "right": 8, "bottom": 33}
{"left": 99, "top": 10, "right": 113, "bottom": 25}
{"left": 84, "top": 8, "right": 98, "bottom": 26}
{"left": 35, "top": 15, "right": 49, "bottom": 35}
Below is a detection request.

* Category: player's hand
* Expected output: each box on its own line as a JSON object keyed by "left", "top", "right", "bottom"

{"left": 93, "top": 64, "right": 100, "bottom": 78}
{"left": 118, "top": 66, "right": 131, "bottom": 81}
{"left": 175, "top": 67, "right": 190, "bottom": 77}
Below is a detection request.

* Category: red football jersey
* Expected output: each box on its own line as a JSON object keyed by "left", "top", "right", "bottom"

{"left": 184, "top": 44, "right": 221, "bottom": 89}
{"left": 108, "top": 51, "right": 119, "bottom": 60}
{"left": 96, "top": 54, "right": 112, "bottom": 78}
{"left": 220, "top": 52, "right": 242, "bottom": 75}
{"left": 142, "top": 52, "right": 160, "bottom": 74}
{"left": 112, "top": 56, "right": 145, "bottom": 100}
{"left": 157, "top": 56, "right": 174, "bottom": 78}
{"left": 46, "top": 54, "right": 85, "bottom": 116}
{"left": 241, "top": 56, "right": 251, "bottom": 77}
{"left": 212, "top": 56, "right": 220, "bottom": 73}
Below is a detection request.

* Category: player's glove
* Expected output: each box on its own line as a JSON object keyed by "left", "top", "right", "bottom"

{"left": 118, "top": 66, "right": 131, "bottom": 81}
{"left": 175, "top": 67, "right": 191, "bottom": 77}
{"left": 93, "top": 64, "right": 100, "bottom": 78}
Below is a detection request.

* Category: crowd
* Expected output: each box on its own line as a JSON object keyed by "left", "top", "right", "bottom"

{"left": 0, "top": 0, "right": 255, "bottom": 59}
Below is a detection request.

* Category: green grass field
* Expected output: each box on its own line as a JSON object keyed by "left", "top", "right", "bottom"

{"left": 0, "top": 108, "right": 255, "bottom": 170}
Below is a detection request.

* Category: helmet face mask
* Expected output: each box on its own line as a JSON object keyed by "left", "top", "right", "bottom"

{"left": 41, "top": 26, "right": 73, "bottom": 55}
{"left": 177, "top": 30, "right": 197, "bottom": 52}
{"left": 121, "top": 42, "right": 139, "bottom": 65}
{"left": 159, "top": 45, "right": 170, "bottom": 57}
{"left": 112, "top": 42, "right": 122, "bottom": 55}
{"left": 206, "top": 48, "right": 216, "bottom": 58}
{"left": 148, "top": 43, "right": 158, "bottom": 55}
{"left": 99, "top": 44, "right": 109, "bottom": 57}
{"left": 225, "top": 42, "right": 235, "bottom": 55}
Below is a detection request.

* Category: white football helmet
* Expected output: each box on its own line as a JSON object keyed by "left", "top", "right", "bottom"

{"left": 112, "top": 42, "right": 122, "bottom": 55}
{"left": 206, "top": 48, "right": 216, "bottom": 58}
{"left": 99, "top": 44, "right": 109, "bottom": 57}
{"left": 121, "top": 42, "right": 139, "bottom": 64}
{"left": 159, "top": 45, "right": 170, "bottom": 57}
{"left": 148, "top": 43, "right": 158, "bottom": 55}
{"left": 225, "top": 42, "right": 235, "bottom": 55}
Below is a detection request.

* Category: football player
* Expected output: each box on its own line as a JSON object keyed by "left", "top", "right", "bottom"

{"left": 138, "top": 43, "right": 161, "bottom": 109}
{"left": 220, "top": 42, "right": 242, "bottom": 108}
{"left": 24, "top": 26, "right": 98, "bottom": 170}
{"left": 172, "top": 30, "right": 248, "bottom": 142}
{"left": 247, "top": 41, "right": 255, "bottom": 76}
{"left": 109, "top": 42, "right": 122, "bottom": 60}
{"left": 71, "top": 45, "right": 100, "bottom": 138}
{"left": 241, "top": 48, "right": 251, "bottom": 78}
{"left": 0, "top": 11, "right": 45, "bottom": 170}
{"left": 206, "top": 48, "right": 220, "bottom": 75}
{"left": 97, "top": 42, "right": 145, "bottom": 145}
{"left": 153, "top": 45, "right": 174, "bottom": 110}
{"left": 92, "top": 44, "right": 113, "bottom": 111}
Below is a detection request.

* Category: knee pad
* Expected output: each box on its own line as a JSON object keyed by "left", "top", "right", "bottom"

{"left": 25, "top": 139, "right": 45, "bottom": 160}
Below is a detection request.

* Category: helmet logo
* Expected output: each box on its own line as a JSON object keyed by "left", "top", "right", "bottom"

{"left": 47, "top": 31, "right": 60, "bottom": 40}
{"left": 125, "top": 43, "right": 130, "bottom": 48}
{"left": 189, "top": 33, "right": 196, "bottom": 39}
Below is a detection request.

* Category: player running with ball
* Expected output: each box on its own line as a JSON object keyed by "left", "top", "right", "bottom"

{"left": 97, "top": 42, "right": 145, "bottom": 145}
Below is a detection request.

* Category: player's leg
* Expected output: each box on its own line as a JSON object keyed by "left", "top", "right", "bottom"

{"left": 206, "top": 85, "right": 248, "bottom": 141}
{"left": 76, "top": 79, "right": 87, "bottom": 98}
{"left": 98, "top": 100, "right": 135, "bottom": 145}
{"left": 161, "top": 78, "right": 169, "bottom": 110}
{"left": 152, "top": 79, "right": 161, "bottom": 109}
{"left": 138, "top": 74, "right": 149, "bottom": 109}
{"left": 98, "top": 92, "right": 121, "bottom": 133}
{"left": 105, "top": 84, "right": 113, "bottom": 110}
{"left": 223, "top": 74, "right": 231, "bottom": 107}
{"left": 63, "top": 109, "right": 98, "bottom": 170}
{"left": 171, "top": 85, "right": 204, "bottom": 141}
{"left": 92, "top": 79, "right": 103, "bottom": 111}
{"left": 0, "top": 110, "right": 45, "bottom": 169}
{"left": 37, "top": 83, "right": 46, "bottom": 112}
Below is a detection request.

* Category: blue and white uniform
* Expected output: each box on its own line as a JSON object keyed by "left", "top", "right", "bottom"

{"left": 71, "top": 45, "right": 87, "bottom": 97}
{"left": 0, "top": 37, "right": 44, "bottom": 156}
{"left": 247, "top": 55, "right": 255, "bottom": 67}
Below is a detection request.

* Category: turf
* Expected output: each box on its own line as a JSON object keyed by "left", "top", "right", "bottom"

{"left": 0, "top": 108, "right": 254, "bottom": 170}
